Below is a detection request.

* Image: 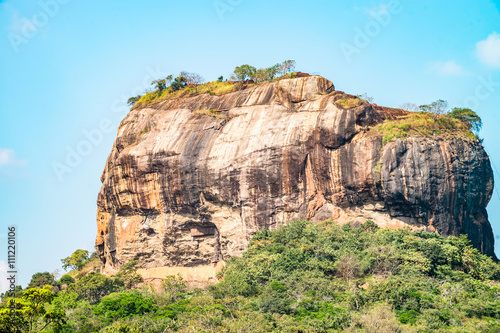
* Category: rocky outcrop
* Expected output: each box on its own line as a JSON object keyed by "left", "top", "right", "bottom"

{"left": 95, "top": 76, "right": 495, "bottom": 274}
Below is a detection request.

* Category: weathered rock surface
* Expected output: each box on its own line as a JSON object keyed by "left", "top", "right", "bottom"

{"left": 96, "top": 76, "right": 495, "bottom": 274}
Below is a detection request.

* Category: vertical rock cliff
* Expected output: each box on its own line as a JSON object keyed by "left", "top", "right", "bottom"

{"left": 95, "top": 76, "right": 495, "bottom": 274}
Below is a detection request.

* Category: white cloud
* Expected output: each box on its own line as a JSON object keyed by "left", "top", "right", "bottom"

{"left": 476, "top": 32, "right": 500, "bottom": 68}
{"left": 429, "top": 60, "right": 466, "bottom": 76}
{"left": 0, "top": 148, "right": 26, "bottom": 166}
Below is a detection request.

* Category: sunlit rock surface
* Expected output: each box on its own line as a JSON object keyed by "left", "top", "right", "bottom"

{"left": 95, "top": 76, "right": 495, "bottom": 275}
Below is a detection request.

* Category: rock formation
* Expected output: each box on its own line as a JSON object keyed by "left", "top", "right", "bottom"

{"left": 95, "top": 76, "right": 495, "bottom": 275}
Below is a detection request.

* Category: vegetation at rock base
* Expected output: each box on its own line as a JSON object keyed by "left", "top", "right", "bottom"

{"left": 27, "top": 272, "right": 57, "bottom": 290}
{"left": 2, "top": 220, "right": 500, "bottom": 332}
{"left": 61, "top": 250, "right": 90, "bottom": 271}
{"left": 130, "top": 60, "right": 298, "bottom": 109}
{"left": 0, "top": 285, "right": 66, "bottom": 333}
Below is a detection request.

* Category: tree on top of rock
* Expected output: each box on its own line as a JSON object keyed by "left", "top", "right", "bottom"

{"left": 170, "top": 74, "right": 187, "bottom": 91}
{"left": 233, "top": 64, "right": 257, "bottom": 81}
{"left": 127, "top": 95, "right": 141, "bottom": 106}
{"left": 265, "top": 63, "right": 281, "bottom": 80}
{"left": 181, "top": 71, "right": 204, "bottom": 86}
{"left": 280, "top": 60, "right": 296, "bottom": 76}
{"left": 448, "top": 107, "right": 483, "bottom": 133}
{"left": 151, "top": 79, "right": 167, "bottom": 93}
{"left": 419, "top": 99, "right": 448, "bottom": 119}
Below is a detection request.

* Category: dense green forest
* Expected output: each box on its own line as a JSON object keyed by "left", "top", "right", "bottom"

{"left": 2, "top": 220, "right": 500, "bottom": 332}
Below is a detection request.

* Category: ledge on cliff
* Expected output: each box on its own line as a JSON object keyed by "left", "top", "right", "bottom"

{"left": 96, "top": 75, "right": 495, "bottom": 276}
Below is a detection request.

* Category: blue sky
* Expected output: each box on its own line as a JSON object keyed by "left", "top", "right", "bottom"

{"left": 1, "top": 0, "right": 500, "bottom": 290}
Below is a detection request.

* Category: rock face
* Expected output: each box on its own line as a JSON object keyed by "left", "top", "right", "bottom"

{"left": 96, "top": 76, "right": 495, "bottom": 274}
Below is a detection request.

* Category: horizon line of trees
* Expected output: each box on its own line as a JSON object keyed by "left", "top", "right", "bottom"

{"left": 230, "top": 59, "right": 296, "bottom": 82}
{"left": 127, "top": 60, "right": 297, "bottom": 106}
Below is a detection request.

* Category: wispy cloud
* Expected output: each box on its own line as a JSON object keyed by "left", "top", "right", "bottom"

{"left": 429, "top": 60, "right": 466, "bottom": 76}
{"left": 476, "top": 32, "right": 500, "bottom": 68}
{"left": 0, "top": 148, "right": 26, "bottom": 167}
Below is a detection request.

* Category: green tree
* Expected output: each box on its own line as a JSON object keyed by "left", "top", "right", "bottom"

{"left": 68, "top": 272, "right": 123, "bottom": 304}
{"left": 448, "top": 107, "right": 483, "bottom": 133}
{"left": 253, "top": 68, "right": 267, "bottom": 83}
{"left": 258, "top": 281, "right": 294, "bottom": 314}
{"left": 166, "top": 74, "right": 173, "bottom": 85}
{"left": 27, "top": 272, "right": 56, "bottom": 289}
{"left": 0, "top": 285, "right": 66, "bottom": 333}
{"left": 265, "top": 63, "right": 280, "bottom": 80}
{"left": 151, "top": 79, "right": 167, "bottom": 93}
{"left": 170, "top": 74, "right": 187, "bottom": 91}
{"left": 127, "top": 95, "right": 141, "bottom": 106}
{"left": 114, "top": 260, "right": 143, "bottom": 289}
{"left": 61, "top": 249, "right": 89, "bottom": 271}
{"left": 59, "top": 275, "right": 75, "bottom": 286}
{"left": 94, "top": 292, "right": 155, "bottom": 323}
{"left": 217, "top": 75, "right": 224, "bottom": 82}
{"left": 233, "top": 64, "right": 256, "bottom": 81}
{"left": 160, "top": 274, "right": 187, "bottom": 304}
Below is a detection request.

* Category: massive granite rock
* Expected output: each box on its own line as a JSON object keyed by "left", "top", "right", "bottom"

{"left": 95, "top": 76, "right": 495, "bottom": 274}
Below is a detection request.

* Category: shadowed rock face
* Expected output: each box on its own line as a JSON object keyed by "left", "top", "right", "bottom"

{"left": 95, "top": 76, "right": 495, "bottom": 273}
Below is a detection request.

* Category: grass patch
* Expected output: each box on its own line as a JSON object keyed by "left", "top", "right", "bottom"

{"left": 335, "top": 95, "right": 363, "bottom": 109}
{"left": 370, "top": 112, "right": 477, "bottom": 144}
{"left": 132, "top": 74, "right": 310, "bottom": 109}
{"left": 134, "top": 81, "right": 245, "bottom": 109}
{"left": 198, "top": 80, "right": 241, "bottom": 95}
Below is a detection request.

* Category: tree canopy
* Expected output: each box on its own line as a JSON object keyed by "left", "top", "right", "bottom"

{"left": 27, "top": 272, "right": 56, "bottom": 289}
{"left": 60, "top": 249, "right": 89, "bottom": 271}
{"left": 233, "top": 64, "right": 257, "bottom": 81}
{"left": 448, "top": 107, "right": 483, "bottom": 133}
{"left": 232, "top": 60, "right": 297, "bottom": 82}
{"left": 3, "top": 220, "right": 500, "bottom": 332}
{"left": 0, "top": 285, "right": 66, "bottom": 333}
